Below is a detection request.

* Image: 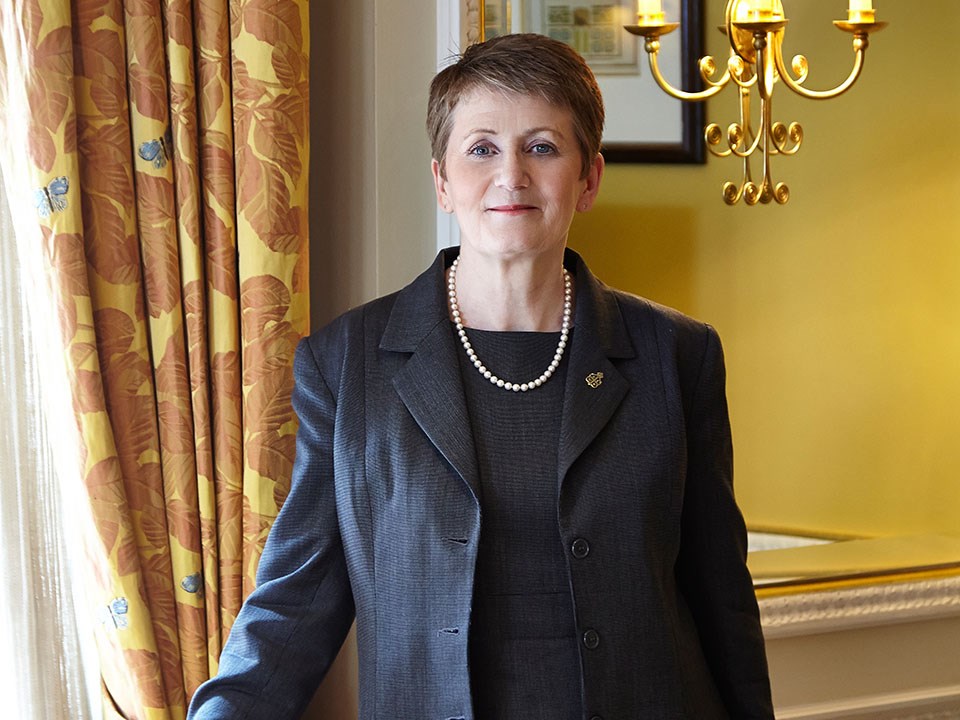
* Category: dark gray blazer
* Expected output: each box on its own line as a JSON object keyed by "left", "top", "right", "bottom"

{"left": 188, "top": 247, "right": 773, "bottom": 720}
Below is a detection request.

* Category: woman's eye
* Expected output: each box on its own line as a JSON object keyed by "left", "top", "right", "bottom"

{"left": 468, "top": 144, "right": 493, "bottom": 156}
{"left": 530, "top": 143, "right": 555, "bottom": 155}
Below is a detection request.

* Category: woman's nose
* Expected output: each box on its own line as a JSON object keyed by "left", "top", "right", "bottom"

{"left": 495, "top": 153, "right": 529, "bottom": 190}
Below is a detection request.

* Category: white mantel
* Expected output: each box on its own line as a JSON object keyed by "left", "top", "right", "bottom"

{"left": 760, "top": 574, "right": 960, "bottom": 719}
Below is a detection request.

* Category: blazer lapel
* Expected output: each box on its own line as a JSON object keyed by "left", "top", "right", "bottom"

{"left": 381, "top": 247, "right": 634, "bottom": 497}
{"left": 381, "top": 250, "right": 481, "bottom": 502}
{"left": 557, "top": 250, "right": 635, "bottom": 483}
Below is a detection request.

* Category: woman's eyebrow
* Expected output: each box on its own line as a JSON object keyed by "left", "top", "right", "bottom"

{"left": 462, "top": 127, "right": 496, "bottom": 137}
{"left": 524, "top": 126, "right": 564, "bottom": 137}
{"left": 462, "top": 126, "right": 565, "bottom": 138}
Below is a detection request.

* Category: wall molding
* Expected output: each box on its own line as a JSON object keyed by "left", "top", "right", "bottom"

{"left": 774, "top": 684, "right": 960, "bottom": 720}
{"left": 759, "top": 575, "right": 960, "bottom": 639}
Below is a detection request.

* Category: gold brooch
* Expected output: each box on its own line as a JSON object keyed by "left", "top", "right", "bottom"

{"left": 585, "top": 372, "right": 604, "bottom": 388}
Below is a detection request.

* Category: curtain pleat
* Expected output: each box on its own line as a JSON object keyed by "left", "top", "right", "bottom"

{"left": 193, "top": 0, "right": 243, "bottom": 667}
{"left": 0, "top": 0, "right": 310, "bottom": 716}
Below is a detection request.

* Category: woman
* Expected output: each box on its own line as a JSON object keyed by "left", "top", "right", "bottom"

{"left": 188, "top": 33, "right": 773, "bottom": 719}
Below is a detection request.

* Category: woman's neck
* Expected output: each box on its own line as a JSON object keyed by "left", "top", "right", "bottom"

{"left": 449, "top": 249, "right": 572, "bottom": 332}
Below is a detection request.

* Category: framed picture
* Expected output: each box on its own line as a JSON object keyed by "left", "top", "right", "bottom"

{"left": 479, "top": 0, "right": 705, "bottom": 164}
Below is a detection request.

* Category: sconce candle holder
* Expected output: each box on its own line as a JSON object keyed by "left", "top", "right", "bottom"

{"left": 626, "top": 0, "right": 886, "bottom": 205}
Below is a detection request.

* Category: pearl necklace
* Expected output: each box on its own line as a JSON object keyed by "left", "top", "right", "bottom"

{"left": 447, "top": 255, "right": 572, "bottom": 392}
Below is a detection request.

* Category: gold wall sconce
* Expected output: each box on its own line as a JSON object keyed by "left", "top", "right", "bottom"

{"left": 626, "top": 0, "right": 886, "bottom": 205}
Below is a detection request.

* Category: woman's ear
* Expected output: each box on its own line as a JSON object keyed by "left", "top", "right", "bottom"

{"left": 577, "top": 153, "right": 605, "bottom": 212}
{"left": 431, "top": 159, "right": 453, "bottom": 213}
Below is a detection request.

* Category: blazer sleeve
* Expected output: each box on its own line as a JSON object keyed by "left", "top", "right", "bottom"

{"left": 187, "top": 338, "right": 356, "bottom": 720}
{"left": 674, "top": 326, "right": 775, "bottom": 719}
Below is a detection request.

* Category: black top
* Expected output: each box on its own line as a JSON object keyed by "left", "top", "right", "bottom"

{"left": 455, "top": 326, "right": 582, "bottom": 720}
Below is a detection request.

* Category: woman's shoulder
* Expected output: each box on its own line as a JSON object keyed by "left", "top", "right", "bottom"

{"left": 291, "top": 290, "right": 403, "bottom": 397}
{"left": 566, "top": 251, "right": 722, "bottom": 380}
{"left": 604, "top": 287, "right": 725, "bottom": 409}
{"left": 569, "top": 248, "right": 717, "bottom": 347}
{"left": 595, "top": 285, "right": 724, "bottom": 399}
{"left": 606, "top": 284, "right": 718, "bottom": 345}
{"left": 305, "top": 251, "right": 453, "bottom": 367}
{"left": 301, "top": 289, "right": 403, "bottom": 358}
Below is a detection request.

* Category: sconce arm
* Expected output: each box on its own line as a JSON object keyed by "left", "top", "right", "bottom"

{"left": 647, "top": 50, "right": 726, "bottom": 102}
{"left": 773, "top": 34, "right": 866, "bottom": 100}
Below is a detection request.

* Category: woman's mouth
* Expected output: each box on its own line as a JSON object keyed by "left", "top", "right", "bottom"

{"left": 488, "top": 204, "right": 537, "bottom": 214}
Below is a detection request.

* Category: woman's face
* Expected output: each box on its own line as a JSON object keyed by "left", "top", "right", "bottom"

{"left": 432, "top": 88, "right": 603, "bottom": 263}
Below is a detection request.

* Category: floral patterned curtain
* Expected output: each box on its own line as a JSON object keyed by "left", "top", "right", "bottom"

{"left": 0, "top": 0, "right": 309, "bottom": 717}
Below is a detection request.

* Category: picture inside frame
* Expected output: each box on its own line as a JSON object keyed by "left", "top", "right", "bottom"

{"left": 484, "top": 2, "right": 638, "bottom": 75}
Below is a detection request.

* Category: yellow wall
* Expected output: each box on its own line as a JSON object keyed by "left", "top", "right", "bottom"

{"left": 570, "top": 0, "right": 960, "bottom": 538}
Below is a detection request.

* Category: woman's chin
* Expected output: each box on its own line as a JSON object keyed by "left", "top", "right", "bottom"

{"left": 460, "top": 231, "right": 567, "bottom": 260}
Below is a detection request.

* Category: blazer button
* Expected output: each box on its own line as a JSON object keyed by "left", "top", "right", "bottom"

{"left": 582, "top": 629, "right": 600, "bottom": 650}
{"left": 589, "top": 716, "right": 604, "bottom": 720}
{"left": 571, "top": 538, "right": 590, "bottom": 559}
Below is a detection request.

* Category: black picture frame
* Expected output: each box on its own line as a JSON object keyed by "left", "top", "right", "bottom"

{"left": 602, "top": 0, "right": 705, "bottom": 164}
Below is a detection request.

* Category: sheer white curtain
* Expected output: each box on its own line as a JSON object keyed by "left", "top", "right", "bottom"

{"left": 0, "top": 169, "right": 98, "bottom": 717}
